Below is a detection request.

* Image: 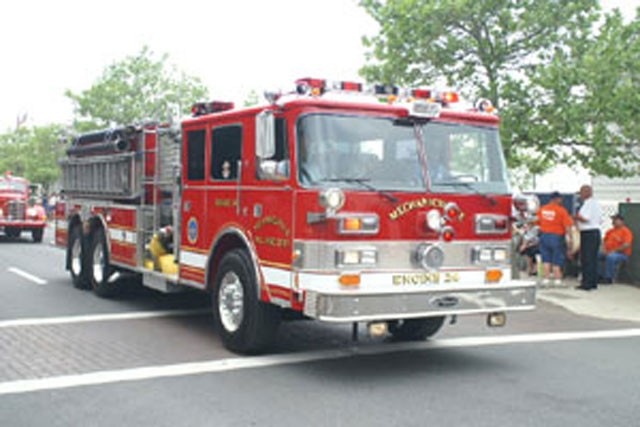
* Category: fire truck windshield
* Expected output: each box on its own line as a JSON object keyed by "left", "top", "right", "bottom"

{"left": 0, "top": 180, "right": 27, "bottom": 193}
{"left": 297, "top": 114, "right": 510, "bottom": 194}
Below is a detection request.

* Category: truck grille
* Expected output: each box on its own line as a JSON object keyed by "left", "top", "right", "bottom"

{"left": 7, "top": 201, "right": 26, "bottom": 220}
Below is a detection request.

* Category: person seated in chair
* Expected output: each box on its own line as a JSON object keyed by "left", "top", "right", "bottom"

{"left": 598, "top": 214, "right": 633, "bottom": 284}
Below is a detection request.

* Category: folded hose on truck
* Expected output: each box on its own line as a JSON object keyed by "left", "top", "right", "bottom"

{"left": 147, "top": 226, "right": 177, "bottom": 275}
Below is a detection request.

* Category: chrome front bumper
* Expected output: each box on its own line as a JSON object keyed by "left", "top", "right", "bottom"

{"left": 303, "top": 280, "right": 536, "bottom": 322}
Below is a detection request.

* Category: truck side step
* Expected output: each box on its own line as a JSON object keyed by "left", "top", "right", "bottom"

{"left": 142, "top": 271, "right": 183, "bottom": 293}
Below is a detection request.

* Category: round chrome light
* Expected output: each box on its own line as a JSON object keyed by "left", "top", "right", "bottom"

{"left": 320, "top": 188, "right": 345, "bottom": 212}
{"left": 426, "top": 209, "right": 442, "bottom": 231}
{"left": 417, "top": 244, "right": 445, "bottom": 270}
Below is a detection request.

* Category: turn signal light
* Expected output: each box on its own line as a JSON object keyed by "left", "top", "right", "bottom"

{"left": 440, "top": 92, "right": 459, "bottom": 103}
{"left": 485, "top": 269, "right": 503, "bottom": 283}
{"left": 339, "top": 274, "right": 361, "bottom": 287}
{"left": 343, "top": 217, "right": 363, "bottom": 231}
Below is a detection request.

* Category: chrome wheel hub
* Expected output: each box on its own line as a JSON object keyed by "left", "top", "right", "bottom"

{"left": 218, "top": 272, "right": 244, "bottom": 333}
{"left": 92, "top": 244, "right": 105, "bottom": 283}
{"left": 71, "top": 239, "right": 82, "bottom": 276}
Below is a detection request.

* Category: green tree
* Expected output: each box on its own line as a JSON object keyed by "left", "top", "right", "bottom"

{"left": 66, "top": 46, "right": 209, "bottom": 130}
{"left": 522, "top": 10, "right": 640, "bottom": 176}
{"left": 0, "top": 124, "right": 68, "bottom": 187}
{"left": 359, "top": 0, "right": 613, "bottom": 174}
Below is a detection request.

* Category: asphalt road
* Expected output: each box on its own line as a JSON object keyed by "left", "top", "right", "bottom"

{"left": 1, "top": 226, "right": 639, "bottom": 426}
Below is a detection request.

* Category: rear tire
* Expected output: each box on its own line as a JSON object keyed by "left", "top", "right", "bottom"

{"left": 388, "top": 317, "right": 445, "bottom": 341}
{"left": 68, "top": 226, "right": 89, "bottom": 289}
{"left": 32, "top": 228, "right": 43, "bottom": 243}
{"left": 212, "top": 249, "right": 280, "bottom": 354}
{"left": 88, "top": 228, "right": 119, "bottom": 298}
{"left": 5, "top": 227, "right": 20, "bottom": 239}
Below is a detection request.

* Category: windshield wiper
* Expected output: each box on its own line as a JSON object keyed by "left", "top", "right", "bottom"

{"left": 435, "top": 181, "right": 497, "bottom": 206}
{"left": 322, "top": 178, "right": 399, "bottom": 203}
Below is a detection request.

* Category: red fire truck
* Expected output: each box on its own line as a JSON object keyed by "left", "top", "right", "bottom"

{"left": 0, "top": 172, "right": 47, "bottom": 242}
{"left": 55, "top": 78, "right": 536, "bottom": 353}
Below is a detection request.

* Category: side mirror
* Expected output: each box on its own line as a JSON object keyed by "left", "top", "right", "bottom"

{"left": 258, "top": 160, "right": 289, "bottom": 181}
{"left": 513, "top": 194, "right": 540, "bottom": 215}
{"left": 256, "top": 110, "right": 275, "bottom": 159}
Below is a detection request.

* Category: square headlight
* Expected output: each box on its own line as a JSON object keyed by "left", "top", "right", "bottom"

{"left": 478, "top": 248, "right": 493, "bottom": 262}
{"left": 341, "top": 250, "right": 360, "bottom": 265}
{"left": 336, "top": 249, "right": 378, "bottom": 266}
{"left": 492, "top": 248, "right": 508, "bottom": 262}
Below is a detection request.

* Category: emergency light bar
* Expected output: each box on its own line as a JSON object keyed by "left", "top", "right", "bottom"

{"left": 191, "top": 101, "right": 235, "bottom": 117}
{"left": 294, "top": 77, "right": 459, "bottom": 105}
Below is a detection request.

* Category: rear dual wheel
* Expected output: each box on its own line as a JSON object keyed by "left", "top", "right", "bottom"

{"left": 87, "top": 228, "right": 119, "bottom": 298}
{"left": 68, "top": 226, "right": 89, "bottom": 289}
{"left": 68, "top": 226, "right": 119, "bottom": 297}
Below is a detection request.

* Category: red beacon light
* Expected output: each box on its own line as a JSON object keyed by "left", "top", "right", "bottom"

{"left": 444, "top": 202, "right": 461, "bottom": 221}
{"left": 341, "top": 81, "right": 362, "bottom": 92}
{"left": 411, "top": 89, "right": 432, "bottom": 100}
{"left": 191, "top": 101, "right": 235, "bottom": 117}
{"left": 441, "top": 226, "right": 455, "bottom": 242}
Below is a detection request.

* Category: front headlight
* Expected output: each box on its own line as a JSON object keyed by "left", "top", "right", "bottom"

{"left": 336, "top": 248, "right": 377, "bottom": 266}
{"left": 426, "top": 209, "right": 442, "bottom": 232}
{"left": 27, "top": 207, "right": 37, "bottom": 218}
{"left": 473, "top": 246, "right": 509, "bottom": 263}
{"left": 319, "top": 188, "right": 345, "bottom": 213}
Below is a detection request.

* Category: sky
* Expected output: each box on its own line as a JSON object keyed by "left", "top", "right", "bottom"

{"left": 0, "top": 0, "right": 378, "bottom": 130}
{"left": 0, "top": 0, "right": 636, "bottom": 193}
{"left": 0, "top": 0, "right": 635, "bottom": 131}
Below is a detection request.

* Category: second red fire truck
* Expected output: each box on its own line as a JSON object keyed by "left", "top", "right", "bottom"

{"left": 55, "top": 78, "right": 536, "bottom": 353}
{"left": 1, "top": 172, "right": 47, "bottom": 242}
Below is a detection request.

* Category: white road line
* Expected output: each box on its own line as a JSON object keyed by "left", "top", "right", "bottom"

{"left": 7, "top": 267, "right": 47, "bottom": 286}
{"left": 1, "top": 328, "right": 639, "bottom": 396}
{"left": 0, "top": 308, "right": 210, "bottom": 329}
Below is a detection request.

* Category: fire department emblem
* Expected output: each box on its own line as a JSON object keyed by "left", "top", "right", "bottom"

{"left": 187, "top": 217, "right": 198, "bottom": 244}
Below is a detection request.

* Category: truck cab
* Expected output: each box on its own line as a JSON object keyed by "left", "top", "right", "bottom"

{"left": 0, "top": 172, "right": 47, "bottom": 242}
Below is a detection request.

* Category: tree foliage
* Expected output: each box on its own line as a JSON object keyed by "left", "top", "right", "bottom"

{"left": 0, "top": 124, "right": 68, "bottom": 188}
{"left": 66, "top": 46, "right": 209, "bottom": 130}
{"left": 360, "top": 0, "right": 640, "bottom": 177}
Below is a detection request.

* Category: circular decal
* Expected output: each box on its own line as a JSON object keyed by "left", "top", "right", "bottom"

{"left": 187, "top": 217, "right": 198, "bottom": 244}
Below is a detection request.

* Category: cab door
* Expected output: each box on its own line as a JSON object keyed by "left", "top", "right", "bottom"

{"left": 179, "top": 127, "right": 208, "bottom": 286}
{"left": 244, "top": 117, "right": 295, "bottom": 306}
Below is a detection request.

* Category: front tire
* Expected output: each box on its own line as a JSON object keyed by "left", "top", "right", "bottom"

{"left": 88, "top": 228, "right": 119, "bottom": 298}
{"left": 388, "top": 317, "right": 445, "bottom": 341}
{"left": 32, "top": 228, "right": 43, "bottom": 243}
{"left": 212, "top": 249, "right": 280, "bottom": 354}
{"left": 68, "top": 226, "right": 89, "bottom": 289}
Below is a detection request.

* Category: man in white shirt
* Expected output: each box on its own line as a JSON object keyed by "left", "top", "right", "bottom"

{"left": 575, "top": 185, "right": 601, "bottom": 290}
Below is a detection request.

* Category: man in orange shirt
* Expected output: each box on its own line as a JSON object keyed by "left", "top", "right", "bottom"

{"left": 598, "top": 214, "right": 633, "bottom": 284}
{"left": 537, "top": 191, "right": 574, "bottom": 286}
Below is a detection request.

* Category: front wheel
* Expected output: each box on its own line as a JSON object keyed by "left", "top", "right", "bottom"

{"left": 88, "top": 229, "right": 119, "bottom": 298}
{"left": 388, "top": 317, "right": 445, "bottom": 341}
{"left": 212, "top": 249, "right": 280, "bottom": 354}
